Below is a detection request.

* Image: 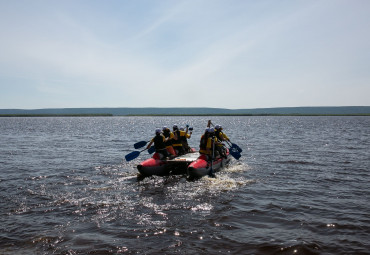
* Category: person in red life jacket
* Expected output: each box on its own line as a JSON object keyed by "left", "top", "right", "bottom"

{"left": 146, "top": 128, "right": 169, "bottom": 159}
{"left": 162, "top": 126, "right": 177, "bottom": 157}
{"left": 172, "top": 124, "right": 191, "bottom": 156}
{"left": 214, "top": 124, "right": 228, "bottom": 158}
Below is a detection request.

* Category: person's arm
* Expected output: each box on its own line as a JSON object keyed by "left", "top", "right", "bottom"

{"left": 223, "top": 132, "right": 230, "bottom": 142}
{"left": 188, "top": 127, "right": 193, "bottom": 138}
{"left": 171, "top": 132, "right": 177, "bottom": 141}
{"left": 146, "top": 139, "right": 154, "bottom": 149}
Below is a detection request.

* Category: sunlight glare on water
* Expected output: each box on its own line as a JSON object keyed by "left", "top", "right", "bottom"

{"left": 0, "top": 116, "right": 369, "bottom": 254}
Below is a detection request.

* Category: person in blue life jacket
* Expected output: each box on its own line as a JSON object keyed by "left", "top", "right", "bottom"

{"left": 214, "top": 124, "right": 229, "bottom": 158}
{"left": 172, "top": 124, "right": 191, "bottom": 156}
{"left": 162, "top": 126, "right": 177, "bottom": 157}
{"left": 146, "top": 128, "right": 169, "bottom": 159}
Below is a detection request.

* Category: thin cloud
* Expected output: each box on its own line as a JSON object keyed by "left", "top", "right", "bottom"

{"left": 0, "top": 0, "right": 369, "bottom": 108}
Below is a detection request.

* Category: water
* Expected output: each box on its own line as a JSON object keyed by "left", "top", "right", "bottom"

{"left": 0, "top": 116, "right": 369, "bottom": 254}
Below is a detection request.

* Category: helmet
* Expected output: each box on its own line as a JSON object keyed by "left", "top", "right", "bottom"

{"left": 173, "top": 124, "right": 178, "bottom": 130}
{"left": 180, "top": 127, "right": 184, "bottom": 131}
{"left": 215, "top": 125, "right": 222, "bottom": 130}
{"left": 162, "top": 126, "right": 168, "bottom": 131}
{"left": 208, "top": 128, "right": 215, "bottom": 133}
{"left": 155, "top": 128, "right": 161, "bottom": 134}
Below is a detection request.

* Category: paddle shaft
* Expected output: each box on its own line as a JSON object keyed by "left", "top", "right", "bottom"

{"left": 209, "top": 137, "right": 215, "bottom": 177}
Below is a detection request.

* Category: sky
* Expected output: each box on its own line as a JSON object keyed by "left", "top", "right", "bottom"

{"left": 0, "top": 0, "right": 369, "bottom": 109}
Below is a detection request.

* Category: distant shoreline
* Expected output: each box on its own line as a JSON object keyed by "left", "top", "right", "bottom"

{"left": 0, "top": 114, "right": 113, "bottom": 117}
{"left": 1, "top": 106, "right": 369, "bottom": 116}
{"left": 1, "top": 113, "right": 369, "bottom": 117}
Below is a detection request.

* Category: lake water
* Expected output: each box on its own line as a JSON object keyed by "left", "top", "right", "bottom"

{"left": 0, "top": 116, "right": 369, "bottom": 254}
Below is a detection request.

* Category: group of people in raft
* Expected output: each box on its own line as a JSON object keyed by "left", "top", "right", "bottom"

{"left": 146, "top": 121, "right": 230, "bottom": 160}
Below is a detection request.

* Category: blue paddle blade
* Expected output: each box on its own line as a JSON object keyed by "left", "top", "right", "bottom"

{"left": 231, "top": 143, "right": 243, "bottom": 153}
{"left": 125, "top": 151, "right": 141, "bottom": 161}
{"left": 148, "top": 146, "right": 155, "bottom": 154}
{"left": 134, "top": 141, "right": 148, "bottom": 149}
{"left": 229, "top": 147, "right": 241, "bottom": 160}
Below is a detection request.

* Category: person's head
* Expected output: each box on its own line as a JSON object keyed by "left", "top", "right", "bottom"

{"left": 215, "top": 124, "right": 222, "bottom": 131}
{"left": 155, "top": 128, "right": 162, "bottom": 135}
{"left": 173, "top": 124, "right": 178, "bottom": 131}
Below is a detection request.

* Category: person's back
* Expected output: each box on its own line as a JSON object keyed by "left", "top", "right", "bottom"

{"left": 146, "top": 128, "right": 169, "bottom": 159}
{"left": 199, "top": 128, "right": 217, "bottom": 158}
{"left": 180, "top": 126, "right": 192, "bottom": 152}
{"left": 199, "top": 132, "right": 208, "bottom": 155}
{"left": 172, "top": 124, "right": 186, "bottom": 155}
{"left": 163, "top": 126, "right": 176, "bottom": 156}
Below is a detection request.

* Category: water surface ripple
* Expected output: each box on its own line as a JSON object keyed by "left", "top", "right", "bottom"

{"left": 0, "top": 116, "right": 369, "bottom": 254}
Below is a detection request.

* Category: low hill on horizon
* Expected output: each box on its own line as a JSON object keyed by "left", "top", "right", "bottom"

{"left": 0, "top": 106, "right": 369, "bottom": 116}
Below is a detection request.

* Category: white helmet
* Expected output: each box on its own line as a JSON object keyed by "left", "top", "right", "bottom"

{"left": 173, "top": 124, "right": 178, "bottom": 130}
{"left": 155, "top": 128, "right": 161, "bottom": 134}
{"left": 215, "top": 124, "right": 222, "bottom": 130}
{"left": 162, "top": 126, "right": 168, "bottom": 131}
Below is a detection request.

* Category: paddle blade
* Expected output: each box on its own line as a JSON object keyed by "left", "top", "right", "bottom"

{"left": 134, "top": 141, "right": 148, "bottom": 149}
{"left": 231, "top": 143, "right": 243, "bottom": 153}
{"left": 229, "top": 148, "right": 241, "bottom": 160}
{"left": 125, "top": 151, "right": 141, "bottom": 161}
{"left": 148, "top": 146, "right": 155, "bottom": 154}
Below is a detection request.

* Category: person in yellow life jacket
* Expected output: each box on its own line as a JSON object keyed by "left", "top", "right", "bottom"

{"left": 162, "top": 126, "right": 176, "bottom": 157}
{"left": 180, "top": 125, "right": 193, "bottom": 153}
{"left": 199, "top": 128, "right": 219, "bottom": 159}
{"left": 172, "top": 124, "right": 191, "bottom": 156}
{"left": 214, "top": 124, "right": 228, "bottom": 158}
{"left": 146, "top": 128, "right": 169, "bottom": 159}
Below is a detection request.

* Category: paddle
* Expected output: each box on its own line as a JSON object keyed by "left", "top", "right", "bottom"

{"left": 220, "top": 143, "right": 241, "bottom": 160}
{"left": 125, "top": 148, "right": 148, "bottom": 162}
{"left": 134, "top": 140, "right": 148, "bottom": 149}
{"left": 148, "top": 146, "right": 155, "bottom": 154}
{"left": 229, "top": 146, "right": 241, "bottom": 160}
{"left": 209, "top": 137, "right": 216, "bottom": 178}
{"left": 226, "top": 140, "right": 243, "bottom": 153}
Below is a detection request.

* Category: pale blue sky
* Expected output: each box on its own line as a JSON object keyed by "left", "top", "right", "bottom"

{"left": 0, "top": 0, "right": 369, "bottom": 109}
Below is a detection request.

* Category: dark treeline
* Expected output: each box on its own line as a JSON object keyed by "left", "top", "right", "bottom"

{"left": 0, "top": 106, "right": 369, "bottom": 116}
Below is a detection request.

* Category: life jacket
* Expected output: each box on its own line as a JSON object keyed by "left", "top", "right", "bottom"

{"left": 172, "top": 130, "right": 183, "bottom": 147}
{"left": 181, "top": 132, "right": 189, "bottom": 147}
{"left": 153, "top": 134, "right": 166, "bottom": 150}
{"left": 163, "top": 130, "right": 173, "bottom": 146}
{"left": 215, "top": 130, "right": 224, "bottom": 146}
{"left": 199, "top": 134, "right": 208, "bottom": 152}
{"left": 215, "top": 130, "right": 223, "bottom": 141}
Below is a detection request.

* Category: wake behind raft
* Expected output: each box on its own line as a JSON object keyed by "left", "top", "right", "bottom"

{"left": 136, "top": 148, "right": 231, "bottom": 178}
